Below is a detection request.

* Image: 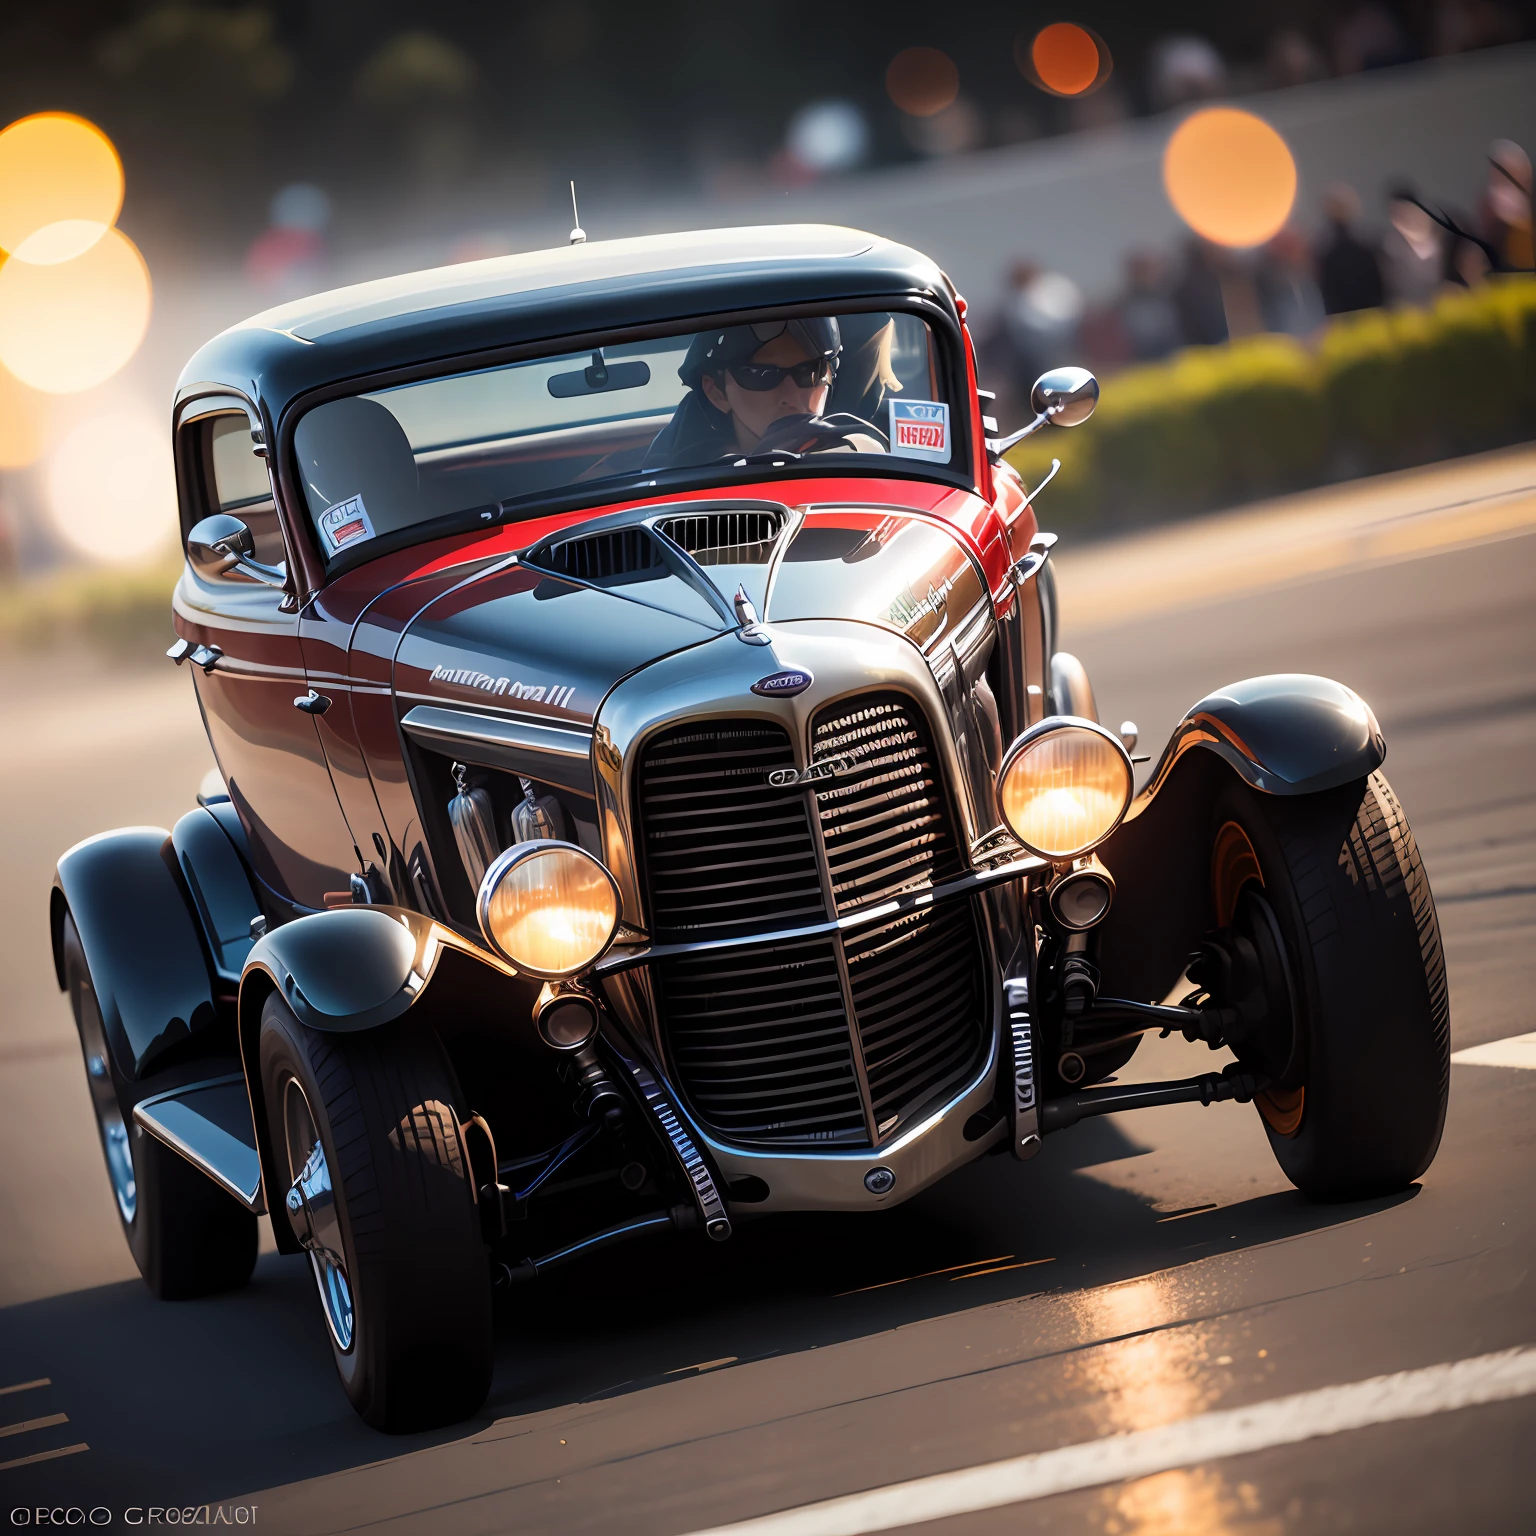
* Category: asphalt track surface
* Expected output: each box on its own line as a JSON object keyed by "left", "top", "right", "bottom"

{"left": 2, "top": 447, "right": 1533, "bottom": 1534}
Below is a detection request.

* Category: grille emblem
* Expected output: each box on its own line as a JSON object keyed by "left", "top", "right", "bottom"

{"left": 768, "top": 754, "right": 851, "bottom": 789}
{"left": 751, "top": 668, "right": 813, "bottom": 697}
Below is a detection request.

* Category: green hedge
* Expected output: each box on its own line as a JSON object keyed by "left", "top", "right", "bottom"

{"left": 1006, "top": 276, "right": 1536, "bottom": 531}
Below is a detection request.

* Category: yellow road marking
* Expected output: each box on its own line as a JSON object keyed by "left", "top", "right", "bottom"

{"left": 0, "top": 1442, "right": 89, "bottom": 1473}
{"left": 0, "top": 1379, "right": 49, "bottom": 1398}
{"left": 836, "top": 1255, "right": 1014, "bottom": 1296}
{"left": 948, "top": 1258, "right": 1055, "bottom": 1281}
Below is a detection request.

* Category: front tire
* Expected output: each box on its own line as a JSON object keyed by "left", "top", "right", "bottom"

{"left": 1212, "top": 771, "right": 1450, "bottom": 1201}
{"left": 258, "top": 992, "right": 492, "bottom": 1431}
{"left": 62, "top": 913, "right": 257, "bottom": 1298}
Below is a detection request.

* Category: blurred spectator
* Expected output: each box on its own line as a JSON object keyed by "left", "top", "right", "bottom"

{"left": 1266, "top": 28, "right": 1326, "bottom": 88}
{"left": 1433, "top": 0, "right": 1521, "bottom": 55}
{"left": 1381, "top": 187, "right": 1446, "bottom": 305}
{"left": 1316, "top": 184, "right": 1385, "bottom": 314}
{"left": 1000, "top": 261, "right": 1085, "bottom": 395}
{"left": 1147, "top": 35, "right": 1226, "bottom": 112}
{"left": 1172, "top": 238, "right": 1229, "bottom": 346}
{"left": 1480, "top": 139, "right": 1534, "bottom": 271}
{"left": 1332, "top": 4, "right": 1414, "bottom": 72}
{"left": 1119, "top": 251, "right": 1182, "bottom": 361}
{"left": 1257, "top": 229, "right": 1326, "bottom": 335}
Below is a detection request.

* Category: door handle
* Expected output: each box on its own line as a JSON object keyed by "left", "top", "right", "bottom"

{"left": 293, "top": 689, "right": 332, "bottom": 715}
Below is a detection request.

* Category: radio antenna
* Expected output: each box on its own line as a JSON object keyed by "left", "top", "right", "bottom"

{"left": 569, "top": 181, "right": 586, "bottom": 245}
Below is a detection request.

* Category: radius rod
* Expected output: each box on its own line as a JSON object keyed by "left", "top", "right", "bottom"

{"left": 1041, "top": 1062, "right": 1265, "bottom": 1134}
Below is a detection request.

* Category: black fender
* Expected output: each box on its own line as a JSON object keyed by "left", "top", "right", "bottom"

{"left": 51, "top": 828, "right": 219, "bottom": 1079}
{"left": 1139, "top": 672, "right": 1384, "bottom": 800}
{"left": 236, "top": 906, "right": 530, "bottom": 1251}
{"left": 170, "top": 808, "right": 261, "bottom": 985}
{"left": 1095, "top": 674, "right": 1385, "bottom": 1005}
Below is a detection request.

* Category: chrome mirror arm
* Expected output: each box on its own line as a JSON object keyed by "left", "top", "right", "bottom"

{"left": 986, "top": 410, "right": 1052, "bottom": 457}
{"left": 221, "top": 548, "right": 289, "bottom": 589}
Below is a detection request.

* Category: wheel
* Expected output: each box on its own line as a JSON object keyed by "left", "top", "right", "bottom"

{"left": 1208, "top": 771, "right": 1450, "bottom": 1201}
{"left": 258, "top": 992, "right": 492, "bottom": 1431}
{"left": 61, "top": 913, "right": 257, "bottom": 1298}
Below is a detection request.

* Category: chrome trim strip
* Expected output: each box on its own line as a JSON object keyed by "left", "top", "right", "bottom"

{"left": 401, "top": 704, "right": 595, "bottom": 794}
{"left": 132, "top": 1073, "right": 265, "bottom": 1213}
{"left": 1005, "top": 977, "right": 1041, "bottom": 1158}
{"left": 619, "top": 1054, "right": 731, "bottom": 1239}
{"left": 591, "top": 853, "right": 1043, "bottom": 977}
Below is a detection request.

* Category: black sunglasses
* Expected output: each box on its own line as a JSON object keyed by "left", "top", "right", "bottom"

{"left": 727, "top": 359, "right": 834, "bottom": 392}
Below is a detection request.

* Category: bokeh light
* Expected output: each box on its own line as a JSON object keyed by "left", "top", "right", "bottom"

{"left": 885, "top": 47, "right": 959, "bottom": 118}
{"left": 0, "top": 112, "right": 123, "bottom": 263}
{"left": 0, "top": 366, "right": 52, "bottom": 469}
{"left": 46, "top": 410, "right": 177, "bottom": 563}
{"left": 786, "top": 100, "right": 870, "bottom": 174}
{"left": 0, "top": 226, "right": 152, "bottom": 393}
{"left": 1163, "top": 107, "right": 1298, "bottom": 248}
{"left": 1030, "top": 23, "right": 1104, "bottom": 96}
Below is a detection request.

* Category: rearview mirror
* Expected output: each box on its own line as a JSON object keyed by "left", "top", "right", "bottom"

{"left": 188, "top": 513, "right": 287, "bottom": 589}
{"left": 1030, "top": 367, "right": 1099, "bottom": 428}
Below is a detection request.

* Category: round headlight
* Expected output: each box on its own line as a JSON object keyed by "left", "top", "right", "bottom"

{"left": 998, "top": 719, "right": 1133, "bottom": 861}
{"left": 476, "top": 841, "right": 620, "bottom": 978}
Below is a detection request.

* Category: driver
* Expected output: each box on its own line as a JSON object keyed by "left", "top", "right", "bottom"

{"left": 642, "top": 318, "right": 884, "bottom": 469}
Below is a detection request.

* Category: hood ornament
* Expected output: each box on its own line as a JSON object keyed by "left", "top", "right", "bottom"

{"left": 733, "top": 585, "right": 771, "bottom": 646}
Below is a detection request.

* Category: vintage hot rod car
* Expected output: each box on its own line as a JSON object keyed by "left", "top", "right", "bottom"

{"left": 52, "top": 225, "right": 1449, "bottom": 1431}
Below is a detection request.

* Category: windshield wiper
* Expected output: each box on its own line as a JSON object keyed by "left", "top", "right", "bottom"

{"left": 731, "top": 450, "right": 803, "bottom": 467}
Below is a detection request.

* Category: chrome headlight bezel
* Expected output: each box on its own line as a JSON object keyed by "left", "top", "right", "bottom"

{"left": 996, "top": 716, "right": 1135, "bottom": 862}
{"left": 475, "top": 839, "right": 621, "bottom": 979}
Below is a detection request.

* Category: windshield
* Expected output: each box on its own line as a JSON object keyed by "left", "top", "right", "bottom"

{"left": 292, "top": 309, "right": 954, "bottom": 563}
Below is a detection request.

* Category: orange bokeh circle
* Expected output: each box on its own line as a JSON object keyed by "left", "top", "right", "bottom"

{"left": 1031, "top": 23, "right": 1102, "bottom": 96}
{"left": 0, "top": 112, "right": 123, "bottom": 263}
{"left": 0, "top": 226, "right": 152, "bottom": 393}
{"left": 1163, "top": 107, "right": 1298, "bottom": 248}
{"left": 886, "top": 47, "right": 959, "bottom": 118}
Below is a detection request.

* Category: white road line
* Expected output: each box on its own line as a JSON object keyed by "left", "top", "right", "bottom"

{"left": 1452, "top": 1033, "right": 1536, "bottom": 1070}
{"left": 681, "top": 1345, "right": 1536, "bottom": 1536}
{"left": 0, "top": 1442, "right": 89, "bottom": 1473}
{"left": 0, "top": 1413, "right": 67, "bottom": 1439}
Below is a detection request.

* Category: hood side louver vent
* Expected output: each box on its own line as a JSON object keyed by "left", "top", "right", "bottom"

{"left": 534, "top": 527, "right": 663, "bottom": 583}
{"left": 657, "top": 509, "right": 784, "bottom": 564}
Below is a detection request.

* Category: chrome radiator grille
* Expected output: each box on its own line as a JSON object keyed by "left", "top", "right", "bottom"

{"left": 638, "top": 721, "right": 824, "bottom": 943}
{"left": 812, "top": 694, "right": 967, "bottom": 913}
{"left": 636, "top": 700, "right": 990, "bottom": 1149}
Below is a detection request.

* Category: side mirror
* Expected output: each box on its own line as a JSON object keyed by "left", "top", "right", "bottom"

{"left": 1030, "top": 367, "right": 1099, "bottom": 428}
{"left": 188, "top": 513, "right": 287, "bottom": 589}
{"left": 987, "top": 366, "right": 1100, "bottom": 458}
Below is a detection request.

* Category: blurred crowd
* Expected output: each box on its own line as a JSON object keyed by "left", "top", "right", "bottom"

{"left": 987, "top": 137, "right": 1535, "bottom": 398}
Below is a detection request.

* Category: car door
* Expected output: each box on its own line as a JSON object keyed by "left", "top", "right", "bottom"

{"left": 172, "top": 394, "right": 360, "bottom": 913}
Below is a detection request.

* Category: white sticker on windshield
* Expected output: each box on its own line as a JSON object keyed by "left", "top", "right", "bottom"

{"left": 318, "top": 495, "right": 376, "bottom": 554}
{"left": 889, "top": 399, "right": 951, "bottom": 463}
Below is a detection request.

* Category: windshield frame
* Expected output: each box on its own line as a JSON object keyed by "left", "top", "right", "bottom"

{"left": 274, "top": 294, "right": 973, "bottom": 587}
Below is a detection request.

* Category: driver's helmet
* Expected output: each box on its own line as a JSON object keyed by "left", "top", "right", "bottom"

{"left": 678, "top": 317, "right": 841, "bottom": 390}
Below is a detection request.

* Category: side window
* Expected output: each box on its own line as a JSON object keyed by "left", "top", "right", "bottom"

{"left": 204, "top": 414, "right": 286, "bottom": 568}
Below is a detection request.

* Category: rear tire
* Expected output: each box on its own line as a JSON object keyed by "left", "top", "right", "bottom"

{"left": 258, "top": 992, "right": 492, "bottom": 1431}
{"left": 62, "top": 913, "right": 257, "bottom": 1298}
{"left": 1212, "top": 771, "right": 1450, "bottom": 1201}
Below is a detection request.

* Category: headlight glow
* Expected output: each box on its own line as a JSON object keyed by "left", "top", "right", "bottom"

{"left": 999, "top": 719, "right": 1133, "bottom": 860}
{"left": 476, "top": 841, "right": 620, "bottom": 978}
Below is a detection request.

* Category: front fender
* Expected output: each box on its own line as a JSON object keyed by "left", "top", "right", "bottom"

{"left": 51, "top": 828, "right": 217, "bottom": 1079}
{"left": 1135, "top": 673, "right": 1384, "bottom": 803}
{"left": 1095, "top": 673, "right": 1385, "bottom": 1007}
{"left": 236, "top": 906, "right": 528, "bottom": 1252}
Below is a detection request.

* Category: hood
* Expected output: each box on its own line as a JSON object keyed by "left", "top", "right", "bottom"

{"left": 392, "top": 501, "right": 988, "bottom": 765}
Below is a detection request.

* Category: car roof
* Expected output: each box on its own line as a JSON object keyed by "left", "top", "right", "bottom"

{"left": 176, "top": 224, "right": 956, "bottom": 431}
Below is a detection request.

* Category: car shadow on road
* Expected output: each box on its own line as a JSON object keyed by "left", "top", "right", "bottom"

{"left": 0, "top": 1115, "right": 1416, "bottom": 1511}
